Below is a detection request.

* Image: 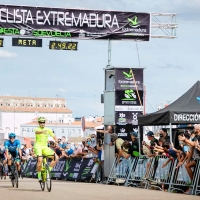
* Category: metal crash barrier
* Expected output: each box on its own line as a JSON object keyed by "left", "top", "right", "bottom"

{"left": 192, "top": 159, "right": 200, "bottom": 195}
{"left": 106, "top": 155, "right": 200, "bottom": 196}
{"left": 125, "top": 156, "right": 149, "bottom": 187}
{"left": 145, "top": 156, "right": 175, "bottom": 190}
{"left": 106, "top": 156, "right": 133, "bottom": 185}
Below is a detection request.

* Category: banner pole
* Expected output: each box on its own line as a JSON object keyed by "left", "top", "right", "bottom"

{"left": 130, "top": 69, "right": 143, "bottom": 114}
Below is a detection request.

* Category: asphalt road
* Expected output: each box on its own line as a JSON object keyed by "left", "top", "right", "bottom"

{"left": 0, "top": 178, "right": 199, "bottom": 200}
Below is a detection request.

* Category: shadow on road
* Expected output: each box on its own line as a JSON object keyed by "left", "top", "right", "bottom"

{"left": 8, "top": 188, "right": 42, "bottom": 192}
{"left": 0, "top": 186, "right": 13, "bottom": 188}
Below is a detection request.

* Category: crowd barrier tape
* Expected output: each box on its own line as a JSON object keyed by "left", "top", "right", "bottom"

{"left": 22, "top": 157, "right": 99, "bottom": 182}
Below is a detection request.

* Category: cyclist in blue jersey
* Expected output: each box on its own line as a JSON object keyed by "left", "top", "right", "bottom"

{"left": 4, "top": 133, "right": 22, "bottom": 178}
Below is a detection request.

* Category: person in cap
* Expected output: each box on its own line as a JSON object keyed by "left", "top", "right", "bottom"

{"left": 142, "top": 131, "right": 159, "bottom": 179}
{"left": 142, "top": 131, "right": 159, "bottom": 155}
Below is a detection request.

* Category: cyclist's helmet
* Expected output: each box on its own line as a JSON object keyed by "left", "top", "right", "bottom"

{"left": 9, "top": 133, "right": 16, "bottom": 139}
{"left": 38, "top": 117, "right": 46, "bottom": 123}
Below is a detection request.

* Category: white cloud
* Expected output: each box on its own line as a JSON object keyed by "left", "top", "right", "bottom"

{"left": 58, "top": 88, "right": 66, "bottom": 93}
{"left": 0, "top": 50, "right": 18, "bottom": 58}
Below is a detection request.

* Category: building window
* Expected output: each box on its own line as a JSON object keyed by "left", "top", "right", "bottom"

{"left": 27, "top": 128, "right": 29, "bottom": 132}
{"left": 62, "top": 129, "right": 64, "bottom": 133}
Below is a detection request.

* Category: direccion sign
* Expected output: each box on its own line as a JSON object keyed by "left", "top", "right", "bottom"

{"left": 0, "top": 28, "right": 71, "bottom": 37}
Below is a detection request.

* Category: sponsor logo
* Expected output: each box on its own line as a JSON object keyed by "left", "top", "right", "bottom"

{"left": 132, "top": 112, "right": 138, "bottom": 125}
{"left": 122, "top": 16, "right": 147, "bottom": 33}
{"left": 117, "top": 112, "right": 127, "bottom": 125}
{"left": 128, "top": 106, "right": 143, "bottom": 111}
{"left": 63, "top": 172, "right": 68, "bottom": 177}
{"left": 127, "top": 16, "right": 139, "bottom": 28}
{"left": 123, "top": 69, "right": 133, "bottom": 80}
{"left": 118, "top": 128, "right": 127, "bottom": 137}
{"left": 117, "top": 69, "right": 141, "bottom": 89}
{"left": 79, "top": 29, "right": 86, "bottom": 37}
{"left": 122, "top": 90, "right": 136, "bottom": 101}
{"left": 0, "top": 27, "right": 72, "bottom": 38}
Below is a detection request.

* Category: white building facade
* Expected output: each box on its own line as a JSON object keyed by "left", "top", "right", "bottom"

{"left": 0, "top": 96, "right": 73, "bottom": 138}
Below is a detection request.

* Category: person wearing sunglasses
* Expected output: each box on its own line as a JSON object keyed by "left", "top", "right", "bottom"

{"left": 34, "top": 117, "right": 59, "bottom": 182}
{"left": 4, "top": 132, "right": 22, "bottom": 178}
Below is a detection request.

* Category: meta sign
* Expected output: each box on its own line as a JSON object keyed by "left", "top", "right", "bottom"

{"left": 12, "top": 38, "right": 42, "bottom": 47}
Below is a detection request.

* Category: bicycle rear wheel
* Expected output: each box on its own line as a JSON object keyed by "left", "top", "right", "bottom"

{"left": 0, "top": 164, "right": 3, "bottom": 179}
{"left": 46, "top": 167, "right": 51, "bottom": 192}
{"left": 11, "top": 174, "right": 15, "bottom": 187}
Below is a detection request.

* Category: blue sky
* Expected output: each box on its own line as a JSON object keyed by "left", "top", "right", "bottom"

{"left": 0, "top": 0, "right": 200, "bottom": 117}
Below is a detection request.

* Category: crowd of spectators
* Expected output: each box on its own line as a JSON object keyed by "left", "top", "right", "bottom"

{"left": 109, "top": 126, "right": 200, "bottom": 194}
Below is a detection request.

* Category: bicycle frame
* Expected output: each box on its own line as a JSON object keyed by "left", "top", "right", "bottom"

{"left": 38, "top": 155, "right": 54, "bottom": 192}
{"left": 10, "top": 158, "right": 19, "bottom": 188}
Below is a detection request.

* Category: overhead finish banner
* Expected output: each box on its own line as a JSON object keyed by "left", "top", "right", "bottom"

{"left": 0, "top": 5, "right": 150, "bottom": 41}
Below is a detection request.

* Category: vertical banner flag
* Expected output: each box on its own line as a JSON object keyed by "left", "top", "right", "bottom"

{"left": 115, "top": 68, "right": 144, "bottom": 140}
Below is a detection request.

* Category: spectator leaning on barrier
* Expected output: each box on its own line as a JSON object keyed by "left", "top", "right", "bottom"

{"left": 65, "top": 145, "right": 74, "bottom": 156}
{"left": 49, "top": 141, "right": 62, "bottom": 158}
{"left": 57, "top": 138, "right": 63, "bottom": 148}
{"left": 90, "top": 134, "right": 98, "bottom": 158}
{"left": 178, "top": 124, "right": 200, "bottom": 182}
{"left": 85, "top": 137, "right": 98, "bottom": 158}
{"left": 129, "top": 132, "right": 139, "bottom": 157}
{"left": 142, "top": 131, "right": 159, "bottom": 155}
{"left": 95, "top": 125, "right": 114, "bottom": 134}
{"left": 176, "top": 132, "right": 190, "bottom": 169}
{"left": 154, "top": 142, "right": 180, "bottom": 168}
{"left": 142, "top": 131, "right": 159, "bottom": 179}
{"left": 159, "top": 128, "right": 170, "bottom": 143}
{"left": 72, "top": 143, "right": 83, "bottom": 158}
{"left": 110, "top": 133, "right": 130, "bottom": 164}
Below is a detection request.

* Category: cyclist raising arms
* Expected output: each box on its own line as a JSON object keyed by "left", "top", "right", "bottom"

{"left": 34, "top": 117, "right": 59, "bottom": 182}
{"left": 4, "top": 133, "right": 22, "bottom": 178}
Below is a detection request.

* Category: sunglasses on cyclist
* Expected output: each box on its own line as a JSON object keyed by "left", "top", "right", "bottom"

{"left": 39, "top": 122, "right": 45, "bottom": 124}
{"left": 9, "top": 137, "right": 15, "bottom": 139}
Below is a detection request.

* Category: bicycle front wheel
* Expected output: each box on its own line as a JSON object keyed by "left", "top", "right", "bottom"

{"left": 46, "top": 167, "right": 51, "bottom": 192}
{"left": 14, "top": 169, "right": 18, "bottom": 188}
{"left": 40, "top": 180, "right": 45, "bottom": 191}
